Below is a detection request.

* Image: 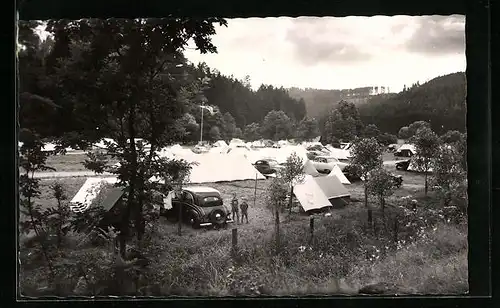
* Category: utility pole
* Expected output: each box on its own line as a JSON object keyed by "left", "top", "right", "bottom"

{"left": 200, "top": 102, "right": 204, "bottom": 145}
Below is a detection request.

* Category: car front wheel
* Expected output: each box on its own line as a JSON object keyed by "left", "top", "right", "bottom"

{"left": 188, "top": 213, "right": 200, "bottom": 229}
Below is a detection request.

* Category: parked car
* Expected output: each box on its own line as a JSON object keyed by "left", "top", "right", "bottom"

{"left": 312, "top": 155, "right": 349, "bottom": 173}
{"left": 395, "top": 159, "right": 411, "bottom": 171}
{"left": 162, "top": 186, "right": 233, "bottom": 228}
{"left": 253, "top": 159, "right": 282, "bottom": 175}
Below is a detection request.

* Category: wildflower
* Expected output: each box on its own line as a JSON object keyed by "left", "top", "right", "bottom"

{"left": 298, "top": 246, "right": 306, "bottom": 252}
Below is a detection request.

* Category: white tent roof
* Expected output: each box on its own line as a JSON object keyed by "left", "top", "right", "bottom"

{"left": 315, "top": 174, "right": 350, "bottom": 199}
{"left": 213, "top": 140, "right": 228, "bottom": 148}
{"left": 326, "top": 164, "right": 351, "bottom": 184}
{"left": 293, "top": 175, "right": 332, "bottom": 212}
{"left": 407, "top": 157, "right": 434, "bottom": 172}
{"left": 397, "top": 144, "right": 417, "bottom": 154}
{"left": 151, "top": 152, "right": 265, "bottom": 184}
{"left": 229, "top": 138, "right": 244, "bottom": 145}
{"left": 70, "top": 177, "right": 118, "bottom": 212}
{"left": 325, "top": 145, "right": 350, "bottom": 160}
{"left": 251, "top": 140, "right": 265, "bottom": 148}
{"left": 42, "top": 142, "right": 56, "bottom": 152}
{"left": 303, "top": 159, "right": 320, "bottom": 177}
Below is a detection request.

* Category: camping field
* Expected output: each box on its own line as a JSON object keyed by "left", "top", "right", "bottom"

{"left": 21, "top": 155, "right": 468, "bottom": 296}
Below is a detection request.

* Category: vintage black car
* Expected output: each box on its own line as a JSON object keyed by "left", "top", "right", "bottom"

{"left": 162, "top": 186, "right": 233, "bottom": 228}
{"left": 395, "top": 159, "right": 411, "bottom": 171}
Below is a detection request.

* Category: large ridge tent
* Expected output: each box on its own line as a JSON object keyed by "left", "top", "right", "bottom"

{"left": 151, "top": 152, "right": 266, "bottom": 184}
{"left": 213, "top": 140, "right": 228, "bottom": 148}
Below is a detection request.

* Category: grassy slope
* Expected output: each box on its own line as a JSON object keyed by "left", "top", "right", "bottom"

{"left": 19, "top": 151, "right": 467, "bottom": 296}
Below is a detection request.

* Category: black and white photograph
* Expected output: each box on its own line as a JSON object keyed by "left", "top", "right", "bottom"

{"left": 17, "top": 14, "right": 468, "bottom": 297}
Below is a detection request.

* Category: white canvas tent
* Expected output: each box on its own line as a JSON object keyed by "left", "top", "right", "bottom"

{"left": 407, "top": 157, "right": 434, "bottom": 172}
{"left": 251, "top": 140, "right": 265, "bottom": 148}
{"left": 42, "top": 142, "right": 57, "bottom": 152}
{"left": 396, "top": 144, "right": 417, "bottom": 156}
{"left": 151, "top": 152, "right": 265, "bottom": 184}
{"left": 293, "top": 175, "right": 332, "bottom": 212}
{"left": 315, "top": 175, "right": 350, "bottom": 204}
{"left": 326, "top": 164, "right": 351, "bottom": 184}
{"left": 213, "top": 140, "right": 228, "bottom": 148}
{"left": 325, "top": 145, "right": 350, "bottom": 160}
{"left": 70, "top": 177, "right": 118, "bottom": 212}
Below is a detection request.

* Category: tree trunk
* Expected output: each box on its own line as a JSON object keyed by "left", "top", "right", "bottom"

{"left": 178, "top": 197, "right": 182, "bottom": 236}
{"left": 424, "top": 171, "right": 428, "bottom": 196}
{"left": 120, "top": 101, "right": 138, "bottom": 257}
{"left": 364, "top": 183, "right": 368, "bottom": 208}
{"left": 380, "top": 195, "right": 385, "bottom": 220}
{"left": 275, "top": 206, "right": 280, "bottom": 255}
{"left": 288, "top": 186, "right": 294, "bottom": 215}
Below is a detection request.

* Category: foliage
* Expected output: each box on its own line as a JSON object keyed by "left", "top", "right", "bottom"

{"left": 363, "top": 124, "right": 381, "bottom": 139}
{"left": 295, "top": 117, "right": 320, "bottom": 141}
{"left": 439, "top": 130, "right": 464, "bottom": 145}
{"left": 377, "top": 133, "right": 398, "bottom": 146}
{"left": 358, "top": 73, "right": 466, "bottom": 135}
{"left": 322, "top": 100, "right": 364, "bottom": 143}
{"left": 411, "top": 127, "right": 440, "bottom": 195}
{"left": 261, "top": 110, "right": 293, "bottom": 141}
{"left": 350, "top": 138, "right": 383, "bottom": 220}
{"left": 398, "top": 126, "right": 411, "bottom": 139}
{"left": 209, "top": 126, "right": 222, "bottom": 140}
{"left": 350, "top": 138, "right": 383, "bottom": 178}
{"left": 277, "top": 153, "right": 306, "bottom": 214}
{"left": 366, "top": 168, "right": 395, "bottom": 213}
{"left": 431, "top": 145, "right": 467, "bottom": 208}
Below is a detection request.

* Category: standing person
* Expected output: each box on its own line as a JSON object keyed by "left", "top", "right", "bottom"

{"left": 240, "top": 197, "right": 249, "bottom": 224}
{"left": 231, "top": 193, "right": 240, "bottom": 224}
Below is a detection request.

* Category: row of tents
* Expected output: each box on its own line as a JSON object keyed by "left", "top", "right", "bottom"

{"left": 70, "top": 142, "right": 353, "bottom": 213}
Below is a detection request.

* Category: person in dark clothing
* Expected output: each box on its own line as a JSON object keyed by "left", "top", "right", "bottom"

{"left": 231, "top": 193, "right": 240, "bottom": 223}
{"left": 240, "top": 197, "right": 249, "bottom": 224}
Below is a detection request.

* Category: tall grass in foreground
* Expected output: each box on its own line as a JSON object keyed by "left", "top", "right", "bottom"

{"left": 19, "top": 198, "right": 468, "bottom": 297}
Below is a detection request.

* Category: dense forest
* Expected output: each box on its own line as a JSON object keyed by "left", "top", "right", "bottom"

{"left": 287, "top": 86, "right": 396, "bottom": 118}
{"left": 357, "top": 73, "right": 466, "bottom": 135}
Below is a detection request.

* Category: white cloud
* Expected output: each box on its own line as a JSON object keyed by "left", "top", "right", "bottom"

{"left": 184, "top": 15, "right": 465, "bottom": 92}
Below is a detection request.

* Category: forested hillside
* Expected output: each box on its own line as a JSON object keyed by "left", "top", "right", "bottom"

{"left": 287, "top": 87, "right": 395, "bottom": 118}
{"left": 357, "top": 73, "right": 466, "bottom": 135}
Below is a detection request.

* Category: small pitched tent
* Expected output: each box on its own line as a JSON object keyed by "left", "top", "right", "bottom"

{"left": 70, "top": 177, "right": 118, "bottom": 212}
{"left": 325, "top": 145, "right": 350, "bottom": 160}
{"left": 315, "top": 175, "right": 350, "bottom": 208}
{"left": 303, "top": 159, "right": 320, "bottom": 177}
{"left": 293, "top": 175, "right": 332, "bottom": 212}
{"left": 326, "top": 164, "right": 351, "bottom": 184}
{"left": 396, "top": 144, "right": 417, "bottom": 157}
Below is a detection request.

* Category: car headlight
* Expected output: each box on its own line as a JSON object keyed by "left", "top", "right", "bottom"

{"left": 215, "top": 213, "right": 221, "bottom": 218}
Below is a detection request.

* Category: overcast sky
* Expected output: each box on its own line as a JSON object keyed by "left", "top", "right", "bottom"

{"left": 184, "top": 15, "right": 466, "bottom": 92}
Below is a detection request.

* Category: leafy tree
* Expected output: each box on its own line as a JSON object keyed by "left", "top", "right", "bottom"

{"left": 398, "top": 126, "right": 411, "bottom": 139}
{"left": 408, "top": 121, "right": 431, "bottom": 137}
{"left": 175, "top": 113, "right": 200, "bottom": 143}
{"left": 209, "top": 126, "right": 222, "bottom": 140}
{"left": 366, "top": 168, "right": 395, "bottom": 218}
{"left": 363, "top": 124, "right": 380, "bottom": 139}
{"left": 296, "top": 117, "right": 320, "bottom": 142}
{"left": 411, "top": 127, "right": 440, "bottom": 195}
{"left": 431, "top": 145, "right": 467, "bottom": 207}
{"left": 377, "top": 133, "right": 398, "bottom": 146}
{"left": 266, "top": 177, "right": 288, "bottom": 255}
{"left": 350, "top": 138, "right": 383, "bottom": 225}
{"left": 277, "top": 153, "right": 305, "bottom": 215}
{"left": 46, "top": 17, "right": 226, "bottom": 255}
{"left": 222, "top": 112, "right": 237, "bottom": 140}
{"left": 440, "top": 130, "right": 465, "bottom": 145}
{"left": 243, "top": 122, "right": 261, "bottom": 141}
{"left": 322, "top": 100, "right": 363, "bottom": 143}
{"left": 261, "top": 110, "right": 293, "bottom": 141}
